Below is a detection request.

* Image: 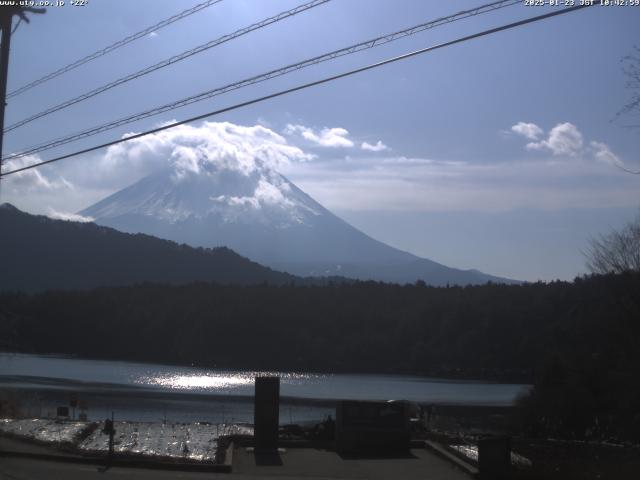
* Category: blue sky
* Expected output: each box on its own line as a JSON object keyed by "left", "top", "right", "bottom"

{"left": 1, "top": 0, "right": 639, "bottom": 281}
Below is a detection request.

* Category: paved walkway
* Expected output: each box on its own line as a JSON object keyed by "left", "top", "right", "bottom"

{"left": 0, "top": 435, "right": 78, "bottom": 457}
{"left": 0, "top": 436, "right": 471, "bottom": 479}
{"left": 0, "top": 457, "right": 224, "bottom": 480}
{"left": 232, "top": 446, "right": 471, "bottom": 479}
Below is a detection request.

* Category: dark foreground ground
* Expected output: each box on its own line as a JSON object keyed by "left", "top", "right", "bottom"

{"left": 2, "top": 437, "right": 639, "bottom": 480}
{"left": 0, "top": 434, "right": 469, "bottom": 480}
{"left": 424, "top": 409, "right": 640, "bottom": 480}
{"left": 2, "top": 398, "right": 639, "bottom": 480}
{"left": 510, "top": 438, "right": 640, "bottom": 480}
{"left": 3, "top": 423, "right": 640, "bottom": 480}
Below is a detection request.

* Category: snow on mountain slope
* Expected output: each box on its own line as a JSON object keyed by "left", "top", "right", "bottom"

{"left": 81, "top": 166, "right": 514, "bottom": 285}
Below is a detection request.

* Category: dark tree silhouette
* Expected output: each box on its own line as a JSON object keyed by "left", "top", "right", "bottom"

{"left": 585, "top": 214, "right": 640, "bottom": 274}
{"left": 2, "top": 272, "right": 640, "bottom": 440}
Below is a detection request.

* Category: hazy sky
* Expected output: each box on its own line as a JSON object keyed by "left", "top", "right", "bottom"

{"left": 1, "top": 0, "right": 639, "bottom": 281}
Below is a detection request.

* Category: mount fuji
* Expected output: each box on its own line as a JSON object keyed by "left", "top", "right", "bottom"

{"left": 80, "top": 162, "right": 514, "bottom": 286}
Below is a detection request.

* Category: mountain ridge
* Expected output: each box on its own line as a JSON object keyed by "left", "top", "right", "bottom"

{"left": 0, "top": 202, "right": 307, "bottom": 292}
{"left": 80, "top": 166, "right": 518, "bottom": 286}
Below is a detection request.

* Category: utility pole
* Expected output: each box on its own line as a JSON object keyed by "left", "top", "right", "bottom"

{"left": 0, "top": 6, "right": 45, "bottom": 182}
{"left": 0, "top": 9, "right": 14, "bottom": 173}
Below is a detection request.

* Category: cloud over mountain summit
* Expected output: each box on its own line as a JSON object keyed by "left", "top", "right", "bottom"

{"left": 106, "top": 121, "right": 314, "bottom": 179}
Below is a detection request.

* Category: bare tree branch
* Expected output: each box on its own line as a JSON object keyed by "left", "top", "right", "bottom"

{"left": 616, "top": 45, "right": 640, "bottom": 119}
{"left": 585, "top": 213, "right": 640, "bottom": 274}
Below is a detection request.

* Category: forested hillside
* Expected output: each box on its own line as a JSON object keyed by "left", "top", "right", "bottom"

{"left": 0, "top": 203, "right": 299, "bottom": 291}
{"left": 0, "top": 273, "right": 636, "bottom": 378}
{"left": 2, "top": 273, "right": 639, "bottom": 438}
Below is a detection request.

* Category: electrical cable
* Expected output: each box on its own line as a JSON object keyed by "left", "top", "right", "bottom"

{"left": 4, "top": 0, "right": 331, "bottom": 133}
{"left": 3, "top": 0, "right": 520, "bottom": 161}
{"left": 0, "top": 4, "right": 594, "bottom": 178}
{"left": 6, "top": 0, "right": 225, "bottom": 99}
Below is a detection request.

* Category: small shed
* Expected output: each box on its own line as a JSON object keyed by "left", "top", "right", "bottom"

{"left": 335, "top": 400, "right": 411, "bottom": 453}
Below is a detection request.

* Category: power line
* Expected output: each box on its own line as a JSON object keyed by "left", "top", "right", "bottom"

{"left": 6, "top": 0, "right": 225, "bottom": 99}
{"left": 4, "top": 0, "right": 331, "bottom": 133}
{"left": 0, "top": 4, "right": 594, "bottom": 179}
{"left": 3, "top": 0, "right": 520, "bottom": 162}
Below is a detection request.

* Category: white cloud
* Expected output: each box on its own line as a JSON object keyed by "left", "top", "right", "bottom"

{"left": 361, "top": 140, "right": 389, "bottom": 152}
{"left": 511, "top": 122, "right": 543, "bottom": 141}
{"left": 283, "top": 124, "right": 354, "bottom": 148}
{"left": 282, "top": 153, "right": 639, "bottom": 213}
{"left": 511, "top": 122, "right": 637, "bottom": 173}
{"left": 98, "top": 122, "right": 317, "bottom": 214}
{"left": 381, "top": 156, "right": 436, "bottom": 165}
{"left": 47, "top": 208, "right": 94, "bottom": 223}
{"left": 525, "top": 122, "right": 583, "bottom": 156}
{"left": 4, "top": 119, "right": 636, "bottom": 220}
{"left": 212, "top": 177, "right": 294, "bottom": 211}
{"left": 590, "top": 141, "right": 624, "bottom": 168}
{"left": 213, "top": 194, "right": 260, "bottom": 210}
{"left": 254, "top": 178, "right": 292, "bottom": 206}
{"left": 2, "top": 155, "right": 73, "bottom": 192}
{"left": 100, "top": 121, "right": 313, "bottom": 182}
{"left": 1, "top": 121, "right": 315, "bottom": 215}
{"left": 148, "top": 31, "right": 158, "bottom": 39}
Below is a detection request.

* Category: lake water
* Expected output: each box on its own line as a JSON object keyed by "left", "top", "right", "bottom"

{"left": 0, "top": 353, "right": 530, "bottom": 424}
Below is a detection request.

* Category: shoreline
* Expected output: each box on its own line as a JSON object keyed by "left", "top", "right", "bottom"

{"left": 2, "top": 375, "right": 517, "bottom": 431}
{"left": 1, "top": 352, "right": 528, "bottom": 425}
{"left": 0, "top": 350, "right": 534, "bottom": 384}
{"left": 0, "top": 376, "right": 522, "bottom": 408}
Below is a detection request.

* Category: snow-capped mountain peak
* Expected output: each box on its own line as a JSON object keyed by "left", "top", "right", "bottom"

{"left": 80, "top": 121, "right": 516, "bottom": 285}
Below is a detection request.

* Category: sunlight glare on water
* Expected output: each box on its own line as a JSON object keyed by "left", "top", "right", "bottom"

{"left": 137, "top": 371, "right": 315, "bottom": 392}
{"left": 150, "top": 374, "right": 251, "bottom": 389}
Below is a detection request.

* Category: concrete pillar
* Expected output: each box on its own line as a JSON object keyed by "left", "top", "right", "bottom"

{"left": 254, "top": 376, "right": 280, "bottom": 451}
{"left": 478, "top": 435, "right": 511, "bottom": 480}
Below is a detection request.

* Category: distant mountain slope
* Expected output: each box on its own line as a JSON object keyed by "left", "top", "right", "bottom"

{"left": 0, "top": 203, "right": 299, "bottom": 292}
{"left": 81, "top": 167, "right": 517, "bottom": 286}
